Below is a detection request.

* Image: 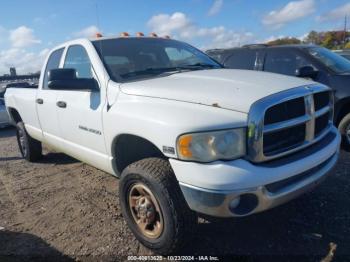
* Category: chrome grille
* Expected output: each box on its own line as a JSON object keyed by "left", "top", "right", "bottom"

{"left": 247, "top": 85, "right": 333, "bottom": 163}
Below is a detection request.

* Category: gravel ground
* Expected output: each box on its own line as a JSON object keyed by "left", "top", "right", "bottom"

{"left": 0, "top": 126, "right": 349, "bottom": 261}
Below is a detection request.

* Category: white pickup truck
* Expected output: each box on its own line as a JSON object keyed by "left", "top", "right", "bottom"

{"left": 5, "top": 35, "right": 341, "bottom": 254}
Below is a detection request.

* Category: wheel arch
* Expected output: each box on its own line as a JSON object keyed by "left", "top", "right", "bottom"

{"left": 111, "top": 133, "right": 167, "bottom": 175}
{"left": 7, "top": 107, "right": 22, "bottom": 124}
{"left": 335, "top": 98, "right": 350, "bottom": 126}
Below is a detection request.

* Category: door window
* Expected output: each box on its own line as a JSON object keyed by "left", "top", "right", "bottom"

{"left": 264, "top": 49, "right": 315, "bottom": 76}
{"left": 224, "top": 50, "right": 257, "bottom": 70}
{"left": 64, "top": 45, "right": 93, "bottom": 78}
{"left": 43, "top": 48, "right": 64, "bottom": 89}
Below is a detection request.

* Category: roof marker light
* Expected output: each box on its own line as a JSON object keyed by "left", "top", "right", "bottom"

{"left": 149, "top": 32, "right": 158, "bottom": 37}
{"left": 163, "top": 35, "right": 170, "bottom": 39}
{"left": 95, "top": 33, "right": 103, "bottom": 38}
{"left": 136, "top": 32, "right": 144, "bottom": 37}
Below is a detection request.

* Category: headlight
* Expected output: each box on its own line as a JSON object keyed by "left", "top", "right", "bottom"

{"left": 177, "top": 128, "right": 246, "bottom": 162}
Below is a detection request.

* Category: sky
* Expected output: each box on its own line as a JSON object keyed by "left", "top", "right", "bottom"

{"left": 0, "top": 0, "right": 349, "bottom": 75}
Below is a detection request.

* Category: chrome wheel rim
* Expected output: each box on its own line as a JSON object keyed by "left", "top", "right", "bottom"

{"left": 128, "top": 183, "right": 164, "bottom": 239}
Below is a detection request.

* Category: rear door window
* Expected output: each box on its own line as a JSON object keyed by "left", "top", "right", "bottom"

{"left": 224, "top": 50, "right": 257, "bottom": 70}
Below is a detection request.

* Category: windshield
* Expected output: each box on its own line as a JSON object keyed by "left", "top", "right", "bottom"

{"left": 93, "top": 38, "right": 222, "bottom": 81}
{"left": 307, "top": 47, "right": 350, "bottom": 74}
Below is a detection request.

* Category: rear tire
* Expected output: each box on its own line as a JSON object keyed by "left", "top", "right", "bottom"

{"left": 338, "top": 112, "right": 350, "bottom": 151}
{"left": 16, "top": 121, "right": 42, "bottom": 162}
{"left": 119, "top": 158, "right": 197, "bottom": 255}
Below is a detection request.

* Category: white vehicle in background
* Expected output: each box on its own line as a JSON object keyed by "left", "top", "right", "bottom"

{"left": 0, "top": 98, "right": 10, "bottom": 128}
{"left": 5, "top": 34, "right": 341, "bottom": 254}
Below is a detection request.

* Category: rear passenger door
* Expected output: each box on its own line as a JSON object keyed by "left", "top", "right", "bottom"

{"left": 223, "top": 49, "right": 258, "bottom": 70}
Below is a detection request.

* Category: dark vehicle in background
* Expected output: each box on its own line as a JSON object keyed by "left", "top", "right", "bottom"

{"left": 207, "top": 44, "right": 350, "bottom": 150}
{"left": 5, "top": 82, "right": 31, "bottom": 88}
{"left": 0, "top": 82, "right": 37, "bottom": 98}
{"left": 0, "top": 98, "right": 10, "bottom": 127}
{"left": 334, "top": 49, "right": 350, "bottom": 61}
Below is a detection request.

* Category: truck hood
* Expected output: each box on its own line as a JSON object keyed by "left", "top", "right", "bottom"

{"left": 120, "top": 69, "right": 315, "bottom": 113}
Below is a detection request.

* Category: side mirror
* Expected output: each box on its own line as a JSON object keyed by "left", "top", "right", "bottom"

{"left": 295, "top": 66, "right": 318, "bottom": 79}
{"left": 48, "top": 69, "right": 98, "bottom": 91}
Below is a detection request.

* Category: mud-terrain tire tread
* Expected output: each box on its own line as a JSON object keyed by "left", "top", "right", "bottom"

{"left": 119, "top": 157, "right": 197, "bottom": 255}
{"left": 16, "top": 121, "right": 42, "bottom": 162}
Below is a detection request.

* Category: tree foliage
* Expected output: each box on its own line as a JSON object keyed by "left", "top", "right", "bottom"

{"left": 265, "top": 30, "right": 350, "bottom": 50}
{"left": 267, "top": 37, "right": 302, "bottom": 46}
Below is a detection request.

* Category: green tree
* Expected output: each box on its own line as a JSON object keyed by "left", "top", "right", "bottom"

{"left": 321, "top": 32, "right": 336, "bottom": 49}
{"left": 304, "top": 31, "right": 321, "bottom": 44}
{"left": 267, "top": 37, "right": 301, "bottom": 46}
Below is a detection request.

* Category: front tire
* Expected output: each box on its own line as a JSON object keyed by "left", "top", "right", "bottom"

{"left": 16, "top": 122, "right": 42, "bottom": 162}
{"left": 119, "top": 158, "right": 197, "bottom": 255}
{"left": 338, "top": 112, "right": 350, "bottom": 151}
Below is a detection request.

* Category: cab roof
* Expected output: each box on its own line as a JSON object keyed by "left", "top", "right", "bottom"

{"left": 207, "top": 44, "right": 317, "bottom": 53}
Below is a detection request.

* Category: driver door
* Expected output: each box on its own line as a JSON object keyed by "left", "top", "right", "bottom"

{"left": 56, "top": 45, "right": 108, "bottom": 168}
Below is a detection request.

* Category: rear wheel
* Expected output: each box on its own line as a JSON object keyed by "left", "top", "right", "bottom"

{"left": 119, "top": 158, "right": 197, "bottom": 255}
{"left": 16, "top": 122, "right": 42, "bottom": 162}
{"left": 338, "top": 112, "right": 350, "bottom": 151}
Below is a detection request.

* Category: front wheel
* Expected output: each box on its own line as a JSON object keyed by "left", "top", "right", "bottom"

{"left": 119, "top": 158, "right": 197, "bottom": 255}
{"left": 338, "top": 112, "right": 350, "bottom": 151}
{"left": 16, "top": 122, "right": 42, "bottom": 162}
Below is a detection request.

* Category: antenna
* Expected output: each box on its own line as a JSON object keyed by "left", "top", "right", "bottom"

{"left": 94, "top": 2, "right": 105, "bottom": 66}
{"left": 94, "top": 2, "right": 104, "bottom": 67}
{"left": 94, "top": 2, "right": 112, "bottom": 110}
{"left": 95, "top": 2, "right": 101, "bottom": 34}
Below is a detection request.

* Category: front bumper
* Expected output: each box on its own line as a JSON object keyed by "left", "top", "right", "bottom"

{"left": 170, "top": 127, "right": 341, "bottom": 217}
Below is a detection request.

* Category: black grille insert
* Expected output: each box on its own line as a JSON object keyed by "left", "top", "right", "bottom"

{"left": 314, "top": 92, "right": 330, "bottom": 111}
{"left": 263, "top": 124, "right": 306, "bottom": 156}
{"left": 315, "top": 113, "right": 329, "bottom": 137}
{"left": 264, "top": 97, "right": 305, "bottom": 125}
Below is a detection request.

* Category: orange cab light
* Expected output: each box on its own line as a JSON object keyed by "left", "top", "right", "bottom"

{"left": 149, "top": 32, "right": 158, "bottom": 37}
{"left": 120, "top": 32, "right": 130, "bottom": 37}
{"left": 136, "top": 32, "right": 144, "bottom": 37}
{"left": 163, "top": 35, "right": 170, "bottom": 39}
{"left": 95, "top": 32, "right": 103, "bottom": 38}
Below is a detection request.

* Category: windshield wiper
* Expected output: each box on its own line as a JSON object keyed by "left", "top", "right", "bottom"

{"left": 120, "top": 64, "right": 219, "bottom": 79}
{"left": 120, "top": 67, "right": 183, "bottom": 78}
{"left": 179, "top": 63, "right": 220, "bottom": 70}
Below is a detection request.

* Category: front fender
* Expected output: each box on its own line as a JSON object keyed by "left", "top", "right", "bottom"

{"left": 103, "top": 92, "right": 248, "bottom": 158}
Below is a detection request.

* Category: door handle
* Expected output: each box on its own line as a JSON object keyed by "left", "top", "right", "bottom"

{"left": 56, "top": 101, "right": 67, "bottom": 108}
{"left": 36, "top": 98, "right": 44, "bottom": 104}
